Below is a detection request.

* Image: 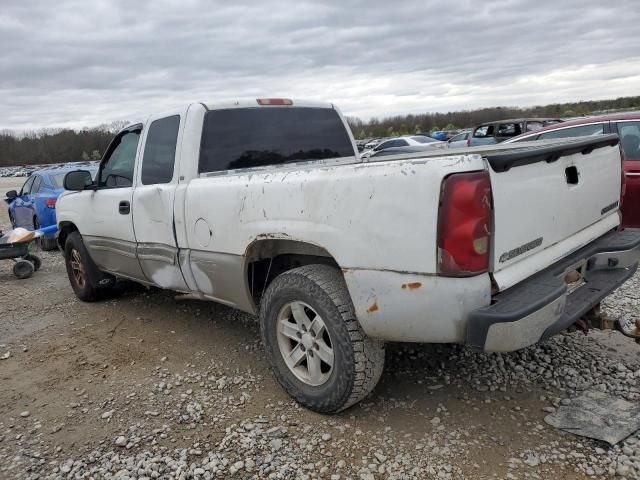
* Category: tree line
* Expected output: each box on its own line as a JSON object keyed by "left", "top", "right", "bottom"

{"left": 347, "top": 95, "right": 640, "bottom": 139}
{"left": 0, "top": 121, "right": 128, "bottom": 168}
{"left": 1, "top": 96, "right": 640, "bottom": 166}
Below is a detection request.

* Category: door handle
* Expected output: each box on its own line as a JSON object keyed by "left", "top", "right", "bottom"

{"left": 118, "top": 201, "right": 130, "bottom": 215}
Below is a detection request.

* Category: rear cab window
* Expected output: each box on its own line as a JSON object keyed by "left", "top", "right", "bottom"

{"left": 199, "top": 107, "right": 355, "bottom": 174}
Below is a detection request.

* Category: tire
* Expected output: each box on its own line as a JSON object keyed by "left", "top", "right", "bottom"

{"left": 13, "top": 260, "right": 34, "bottom": 279}
{"left": 25, "top": 254, "right": 41, "bottom": 271}
{"left": 260, "top": 264, "right": 385, "bottom": 413}
{"left": 63, "top": 231, "right": 107, "bottom": 301}
{"left": 34, "top": 217, "right": 57, "bottom": 251}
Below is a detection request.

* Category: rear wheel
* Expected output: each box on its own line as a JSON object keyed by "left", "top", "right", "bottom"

{"left": 13, "top": 260, "right": 34, "bottom": 279}
{"left": 25, "top": 254, "right": 41, "bottom": 271}
{"left": 64, "top": 231, "right": 111, "bottom": 301}
{"left": 33, "top": 217, "right": 57, "bottom": 251}
{"left": 260, "top": 264, "right": 385, "bottom": 413}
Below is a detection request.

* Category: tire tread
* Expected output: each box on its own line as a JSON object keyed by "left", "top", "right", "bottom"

{"left": 260, "top": 264, "right": 384, "bottom": 412}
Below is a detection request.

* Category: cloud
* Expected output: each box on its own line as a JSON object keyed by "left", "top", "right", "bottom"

{"left": 1, "top": 0, "right": 639, "bottom": 129}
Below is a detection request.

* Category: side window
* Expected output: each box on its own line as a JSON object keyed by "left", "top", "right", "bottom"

{"left": 397, "top": 139, "right": 409, "bottom": 147}
{"left": 141, "top": 115, "right": 180, "bottom": 185}
{"left": 538, "top": 124, "right": 604, "bottom": 141}
{"left": 375, "top": 140, "right": 393, "bottom": 150}
{"left": 497, "top": 123, "right": 522, "bottom": 137}
{"left": 31, "top": 176, "right": 43, "bottom": 194}
{"left": 617, "top": 122, "right": 640, "bottom": 160}
{"left": 99, "top": 130, "right": 141, "bottom": 188}
{"left": 473, "top": 125, "right": 493, "bottom": 138}
{"left": 20, "top": 176, "right": 35, "bottom": 196}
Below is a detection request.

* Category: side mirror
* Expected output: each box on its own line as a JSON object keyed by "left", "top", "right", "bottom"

{"left": 64, "top": 170, "right": 94, "bottom": 191}
{"left": 6, "top": 190, "right": 17, "bottom": 199}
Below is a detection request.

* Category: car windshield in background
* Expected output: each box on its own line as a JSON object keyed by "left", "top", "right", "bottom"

{"left": 410, "top": 136, "right": 437, "bottom": 144}
{"left": 199, "top": 107, "right": 354, "bottom": 173}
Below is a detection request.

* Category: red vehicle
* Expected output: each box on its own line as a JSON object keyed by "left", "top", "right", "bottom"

{"left": 505, "top": 113, "right": 640, "bottom": 228}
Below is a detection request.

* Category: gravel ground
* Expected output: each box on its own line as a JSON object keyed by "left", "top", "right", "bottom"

{"left": 1, "top": 177, "right": 639, "bottom": 479}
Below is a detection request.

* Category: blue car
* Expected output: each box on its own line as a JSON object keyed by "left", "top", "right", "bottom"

{"left": 4, "top": 165, "right": 97, "bottom": 250}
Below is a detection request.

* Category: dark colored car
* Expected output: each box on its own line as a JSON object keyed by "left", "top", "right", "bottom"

{"left": 469, "top": 118, "right": 563, "bottom": 146}
{"left": 505, "top": 113, "right": 640, "bottom": 228}
{"left": 5, "top": 165, "right": 97, "bottom": 249}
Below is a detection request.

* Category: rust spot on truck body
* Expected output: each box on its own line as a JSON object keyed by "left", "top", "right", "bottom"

{"left": 401, "top": 282, "right": 422, "bottom": 290}
{"left": 367, "top": 301, "right": 379, "bottom": 313}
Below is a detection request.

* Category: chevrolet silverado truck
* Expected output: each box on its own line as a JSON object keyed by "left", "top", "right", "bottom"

{"left": 56, "top": 99, "right": 640, "bottom": 413}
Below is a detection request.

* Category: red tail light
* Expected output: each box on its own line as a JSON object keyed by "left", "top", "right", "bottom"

{"left": 466, "top": 138, "right": 471, "bottom": 147}
{"left": 437, "top": 171, "right": 492, "bottom": 276}
{"left": 46, "top": 198, "right": 56, "bottom": 208}
{"left": 256, "top": 98, "right": 293, "bottom": 106}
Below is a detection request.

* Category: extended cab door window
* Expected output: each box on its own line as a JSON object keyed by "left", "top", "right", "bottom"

{"left": 141, "top": 115, "right": 180, "bottom": 184}
{"left": 99, "top": 130, "right": 141, "bottom": 188}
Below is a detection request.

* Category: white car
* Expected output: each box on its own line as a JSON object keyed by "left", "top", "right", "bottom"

{"left": 447, "top": 130, "right": 472, "bottom": 148}
{"left": 56, "top": 99, "right": 640, "bottom": 413}
{"left": 361, "top": 135, "right": 445, "bottom": 158}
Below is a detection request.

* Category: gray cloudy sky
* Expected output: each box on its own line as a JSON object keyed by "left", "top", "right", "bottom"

{"left": 1, "top": 0, "right": 639, "bottom": 129}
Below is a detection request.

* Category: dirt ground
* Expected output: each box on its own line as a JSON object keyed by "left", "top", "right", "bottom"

{"left": 1, "top": 176, "right": 639, "bottom": 479}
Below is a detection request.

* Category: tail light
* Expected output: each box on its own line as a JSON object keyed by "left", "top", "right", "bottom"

{"left": 46, "top": 198, "right": 56, "bottom": 208}
{"left": 437, "top": 171, "right": 492, "bottom": 276}
{"left": 466, "top": 138, "right": 471, "bottom": 147}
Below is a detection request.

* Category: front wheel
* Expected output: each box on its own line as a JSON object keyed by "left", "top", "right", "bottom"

{"left": 64, "top": 231, "right": 110, "bottom": 301}
{"left": 260, "top": 264, "right": 385, "bottom": 413}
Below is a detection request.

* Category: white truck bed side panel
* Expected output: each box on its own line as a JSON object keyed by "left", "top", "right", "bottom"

{"left": 183, "top": 155, "right": 486, "bottom": 274}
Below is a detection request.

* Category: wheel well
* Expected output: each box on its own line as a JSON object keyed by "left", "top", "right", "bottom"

{"left": 246, "top": 239, "right": 339, "bottom": 305}
{"left": 57, "top": 222, "right": 78, "bottom": 250}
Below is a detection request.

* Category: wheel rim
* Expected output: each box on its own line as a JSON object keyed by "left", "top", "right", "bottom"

{"left": 70, "top": 248, "right": 86, "bottom": 288}
{"left": 276, "top": 301, "right": 334, "bottom": 386}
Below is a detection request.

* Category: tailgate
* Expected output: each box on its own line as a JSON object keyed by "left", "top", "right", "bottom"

{"left": 486, "top": 135, "right": 622, "bottom": 290}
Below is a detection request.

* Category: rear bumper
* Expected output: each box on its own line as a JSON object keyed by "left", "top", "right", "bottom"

{"left": 467, "top": 229, "right": 640, "bottom": 352}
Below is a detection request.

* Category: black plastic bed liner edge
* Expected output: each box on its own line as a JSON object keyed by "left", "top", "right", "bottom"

{"left": 485, "top": 134, "right": 620, "bottom": 172}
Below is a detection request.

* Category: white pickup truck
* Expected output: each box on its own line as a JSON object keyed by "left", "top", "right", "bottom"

{"left": 56, "top": 99, "right": 640, "bottom": 413}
